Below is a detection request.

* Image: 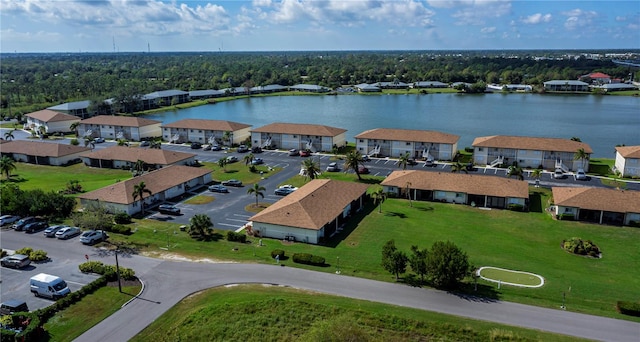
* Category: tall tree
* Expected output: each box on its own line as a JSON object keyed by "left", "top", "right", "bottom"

{"left": 222, "top": 130, "right": 232, "bottom": 147}
{"left": 189, "top": 214, "right": 213, "bottom": 239}
{"left": 244, "top": 153, "right": 254, "bottom": 166}
{"left": 247, "top": 183, "right": 266, "bottom": 207}
{"left": 301, "top": 158, "right": 320, "bottom": 180}
{"left": 507, "top": 166, "right": 524, "bottom": 180}
{"left": 0, "top": 156, "right": 17, "bottom": 179}
{"left": 217, "top": 157, "right": 228, "bottom": 172}
{"left": 133, "top": 159, "right": 146, "bottom": 176}
{"left": 405, "top": 181, "right": 413, "bottom": 207}
{"left": 426, "top": 241, "right": 471, "bottom": 289}
{"left": 343, "top": 150, "right": 364, "bottom": 180}
{"left": 370, "top": 186, "right": 387, "bottom": 213}
{"left": 69, "top": 122, "right": 79, "bottom": 137}
{"left": 397, "top": 152, "right": 410, "bottom": 170}
{"left": 381, "top": 240, "right": 408, "bottom": 281}
{"left": 450, "top": 161, "right": 468, "bottom": 174}
{"left": 150, "top": 140, "right": 162, "bottom": 149}
{"left": 574, "top": 148, "right": 589, "bottom": 169}
{"left": 409, "top": 245, "right": 429, "bottom": 283}
{"left": 132, "top": 181, "right": 152, "bottom": 215}
{"left": 531, "top": 168, "right": 543, "bottom": 187}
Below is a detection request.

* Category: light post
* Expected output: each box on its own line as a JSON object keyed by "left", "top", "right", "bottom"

{"left": 114, "top": 247, "right": 122, "bottom": 293}
{"left": 335, "top": 256, "right": 341, "bottom": 274}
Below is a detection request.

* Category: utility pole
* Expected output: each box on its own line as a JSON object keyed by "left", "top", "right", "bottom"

{"left": 114, "top": 248, "right": 122, "bottom": 293}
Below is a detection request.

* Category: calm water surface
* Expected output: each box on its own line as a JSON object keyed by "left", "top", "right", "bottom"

{"left": 144, "top": 94, "right": 640, "bottom": 158}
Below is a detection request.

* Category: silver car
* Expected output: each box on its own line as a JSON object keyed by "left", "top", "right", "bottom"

{"left": 44, "top": 225, "right": 68, "bottom": 237}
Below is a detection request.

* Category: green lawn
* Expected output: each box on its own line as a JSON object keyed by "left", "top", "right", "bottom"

{"left": 44, "top": 283, "right": 142, "bottom": 342}
{"left": 132, "top": 285, "right": 585, "bottom": 342}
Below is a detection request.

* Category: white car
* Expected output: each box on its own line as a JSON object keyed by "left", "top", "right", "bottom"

{"left": 278, "top": 184, "right": 298, "bottom": 191}
{"left": 44, "top": 225, "right": 68, "bottom": 238}
{"left": 79, "top": 230, "right": 108, "bottom": 245}
{"left": 55, "top": 226, "right": 81, "bottom": 240}
{"left": 575, "top": 168, "right": 587, "bottom": 181}
{"left": 326, "top": 162, "right": 340, "bottom": 172}
{"left": 553, "top": 169, "right": 565, "bottom": 179}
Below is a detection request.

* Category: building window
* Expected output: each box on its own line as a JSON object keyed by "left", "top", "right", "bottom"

{"left": 478, "top": 147, "right": 483, "bottom": 151}
{"left": 359, "top": 139, "right": 364, "bottom": 143}
{"left": 293, "top": 135, "right": 297, "bottom": 138}
{"left": 406, "top": 142, "right": 411, "bottom": 146}
{"left": 190, "top": 129, "right": 193, "bottom": 133}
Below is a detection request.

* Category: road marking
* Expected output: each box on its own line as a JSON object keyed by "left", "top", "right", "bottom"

{"left": 233, "top": 214, "right": 252, "bottom": 218}
{"left": 66, "top": 280, "right": 89, "bottom": 286}
{"left": 217, "top": 223, "right": 241, "bottom": 228}
{"left": 227, "top": 218, "right": 249, "bottom": 223}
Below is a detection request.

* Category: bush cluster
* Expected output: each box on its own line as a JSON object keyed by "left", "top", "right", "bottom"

{"left": 562, "top": 237, "right": 601, "bottom": 258}
{"left": 109, "top": 224, "right": 132, "bottom": 235}
{"left": 557, "top": 213, "right": 575, "bottom": 220}
{"left": 14, "top": 247, "right": 48, "bottom": 262}
{"left": 616, "top": 301, "right": 640, "bottom": 317}
{"left": 292, "top": 253, "right": 325, "bottom": 266}
{"left": 226, "top": 231, "right": 247, "bottom": 243}
{"left": 79, "top": 261, "right": 136, "bottom": 281}
{"left": 271, "top": 249, "right": 285, "bottom": 259}
{"left": 113, "top": 212, "right": 132, "bottom": 224}
{"left": 507, "top": 203, "right": 524, "bottom": 212}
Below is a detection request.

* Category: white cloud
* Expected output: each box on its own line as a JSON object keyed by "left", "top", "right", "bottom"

{"left": 480, "top": 26, "right": 496, "bottom": 33}
{"left": 521, "top": 13, "right": 551, "bottom": 24}
{"left": 448, "top": 0, "right": 512, "bottom": 26}
{"left": 562, "top": 8, "right": 598, "bottom": 30}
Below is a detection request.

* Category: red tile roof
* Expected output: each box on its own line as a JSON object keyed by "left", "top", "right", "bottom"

{"left": 616, "top": 146, "right": 640, "bottom": 159}
{"left": 251, "top": 122, "right": 346, "bottom": 137}
{"left": 249, "top": 179, "right": 369, "bottom": 230}
{"left": 162, "top": 119, "right": 250, "bottom": 131}
{"left": 81, "top": 146, "right": 195, "bottom": 165}
{"left": 588, "top": 72, "right": 610, "bottom": 79}
{"left": 80, "top": 115, "right": 161, "bottom": 127}
{"left": 25, "top": 109, "right": 79, "bottom": 123}
{"left": 552, "top": 187, "right": 640, "bottom": 213}
{"left": 0, "top": 140, "right": 90, "bottom": 157}
{"left": 355, "top": 128, "right": 459, "bottom": 144}
{"left": 78, "top": 165, "right": 211, "bottom": 204}
{"left": 472, "top": 135, "right": 593, "bottom": 154}
{"left": 381, "top": 170, "right": 529, "bottom": 198}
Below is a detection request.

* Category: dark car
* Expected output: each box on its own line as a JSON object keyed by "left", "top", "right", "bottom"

{"left": 362, "top": 155, "right": 371, "bottom": 162}
{"left": 158, "top": 204, "right": 181, "bottom": 215}
{"left": 251, "top": 146, "right": 263, "bottom": 153}
{"left": 237, "top": 145, "right": 249, "bottom": 153}
{"left": 299, "top": 149, "right": 311, "bottom": 157}
{"left": 1, "top": 254, "right": 31, "bottom": 269}
{"left": 140, "top": 140, "right": 150, "bottom": 147}
{"left": 221, "top": 179, "right": 243, "bottom": 187}
{"left": 24, "top": 220, "right": 48, "bottom": 233}
{"left": 274, "top": 188, "right": 295, "bottom": 196}
{"left": 407, "top": 158, "right": 418, "bottom": 166}
{"left": 0, "top": 300, "right": 29, "bottom": 315}
{"left": 211, "top": 144, "right": 222, "bottom": 151}
{"left": 190, "top": 142, "right": 202, "bottom": 149}
{"left": 94, "top": 137, "right": 105, "bottom": 143}
{"left": 357, "top": 166, "right": 370, "bottom": 174}
{"left": 0, "top": 215, "right": 20, "bottom": 226}
{"left": 12, "top": 217, "right": 37, "bottom": 231}
{"left": 208, "top": 184, "right": 229, "bottom": 193}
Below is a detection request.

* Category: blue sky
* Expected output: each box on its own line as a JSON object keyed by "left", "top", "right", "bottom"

{"left": 1, "top": 0, "right": 638, "bottom": 52}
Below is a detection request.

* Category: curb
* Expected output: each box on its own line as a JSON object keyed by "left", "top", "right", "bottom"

{"left": 121, "top": 276, "right": 145, "bottom": 308}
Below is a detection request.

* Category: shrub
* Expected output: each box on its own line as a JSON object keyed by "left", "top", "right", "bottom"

{"left": 292, "top": 253, "right": 325, "bottom": 266}
{"left": 507, "top": 203, "right": 524, "bottom": 212}
{"left": 628, "top": 220, "right": 640, "bottom": 228}
{"left": 70, "top": 138, "right": 79, "bottom": 145}
{"left": 310, "top": 255, "right": 326, "bottom": 265}
{"left": 558, "top": 213, "right": 575, "bottom": 221}
{"left": 562, "top": 237, "right": 601, "bottom": 257}
{"left": 78, "top": 261, "right": 136, "bottom": 280}
{"left": 110, "top": 224, "right": 132, "bottom": 235}
{"left": 271, "top": 249, "right": 285, "bottom": 259}
{"left": 79, "top": 261, "right": 106, "bottom": 274}
{"left": 29, "top": 249, "right": 48, "bottom": 262}
{"left": 226, "top": 231, "right": 247, "bottom": 243}
{"left": 617, "top": 301, "right": 640, "bottom": 317}
{"left": 113, "top": 212, "right": 132, "bottom": 224}
{"left": 15, "top": 247, "right": 33, "bottom": 256}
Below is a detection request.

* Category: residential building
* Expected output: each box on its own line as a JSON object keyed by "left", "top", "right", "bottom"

{"left": 251, "top": 122, "right": 347, "bottom": 152}
{"left": 250, "top": 84, "right": 287, "bottom": 94}
{"left": 375, "top": 81, "right": 410, "bottom": 89}
{"left": 188, "top": 89, "right": 225, "bottom": 100}
{"left": 581, "top": 72, "right": 611, "bottom": 84}
{"left": 78, "top": 165, "right": 212, "bottom": 216}
{"left": 552, "top": 187, "right": 640, "bottom": 226}
{"left": 615, "top": 146, "right": 640, "bottom": 178}
{"left": 381, "top": 170, "right": 529, "bottom": 209}
{"left": 141, "top": 90, "right": 190, "bottom": 110}
{"left": 47, "top": 100, "right": 91, "bottom": 118}
{"left": 413, "top": 81, "right": 448, "bottom": 88}
{"left": 594, "top": 83, "right": 638, "bottom": 92}
{"left": 24, "top": 109, "right": 80, "bottom": 134}
{"left": 161, "top": 119, "right": 251, "bottom": 145}
{"left": 355, "top": 128, "right": 459, "bottom": 160}
{"left": 0, "top": 140, "right": 90, "bottom": 166}
{"left": 289, "top": 84, "right": 331, "bottom": 93}
{"left": 543, "top": 80, "right": 590, "bottom": 92}
{"left": 354, "top": 83, "right": 381, "bottom": 92}
{"left": 80, "top": 146, "right": 196, "bottom": 169}
{"left": 249, "top": 179, "right": 369, "bottom": 244}
{"left": 78, "top": 115, "right": 162, "bottom": 141}
{"left": 472, "top": 135, "right": 593, "bottom": 172}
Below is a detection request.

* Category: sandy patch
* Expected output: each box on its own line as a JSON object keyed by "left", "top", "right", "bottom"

{"left": 142, "top": 251, "right": 235, "bottom": 264}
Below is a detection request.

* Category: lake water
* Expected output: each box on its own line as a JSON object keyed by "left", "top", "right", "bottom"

{"left": 144, "top": 93, "right": 640, "bottom": 158}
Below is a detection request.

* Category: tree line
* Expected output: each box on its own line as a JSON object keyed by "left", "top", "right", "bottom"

{"left": 1, "top": 50, "right": 635, "bottom": 119}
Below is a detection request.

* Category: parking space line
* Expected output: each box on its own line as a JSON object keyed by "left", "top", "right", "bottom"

{"left": 217, "top": 223, "right": 241, "bottom": 228}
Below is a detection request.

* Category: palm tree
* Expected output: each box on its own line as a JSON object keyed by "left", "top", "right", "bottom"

{"left": 84, "top": 137, "right": 95, "bottom": 150}
{"left": 132, "top": 181, "right": 152, "bottom": 215}
{"left": 37, "top": 125, "right": 46, "bottom": 138}
{"left": 189, "top": 214, "right": 213, "bottom": 238}
{"left": 450, "top": 161, "right": 468, "bottom": 174}
{"left": 0, "top": 156, "right": 17, "bottom": 179}
{"left": 531, "top": 168, "right": 542, "bottom": 187}
{"left": 222, "top": 130, "right": 231, "bottom": 147}
{"left": 69, "top": 122, "right": 79, "bottom": 137}
{"left": 507, "top": 166, "right": 524, "bottom": 180}
{"left": 397, "top": 152, "right": 410, "bottom": 170}
{"left": 217, "top": 157, "right": 228, "bottom": 172}
{"left": 574, "top": 148, "right": 589, "bottom": 169}
{"left": 150, "top": 140, "right": 162, "bottom": 149}
{"left": 405, "top": 181, "right": 413, "bottom": 207}
{"left": 4, "top": 129, "right": 15, "bottom": 141}
{"left": 247, "top": 183, "right": 266, "bottom": 207}
{"left": 370, "top": 186, "right": 387, "bottom": 213}
{"left": 117, "top": 139, "right": 129, "bottom": 147}
{"left": 244, "top": 153, "right": 254, "bottom": 166}
{"left": 344, "top": 150, "right": 364, "bottom": 180}
{"left": 133, "top": 159, "right": 146, "bottom": 176}
{"left": 301, "top": 158, "right": 320, "bottom": 180}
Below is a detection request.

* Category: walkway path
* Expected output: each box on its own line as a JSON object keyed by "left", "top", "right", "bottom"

{"left": 75, "top": 257, "right": 640, "bottom": 342}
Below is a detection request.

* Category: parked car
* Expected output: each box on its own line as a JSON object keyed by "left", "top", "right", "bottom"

{"left": 424, "top": 157, "right": 435, "bottom": 167}
{"left": 299, "top": 149, "right": 311, "bottom": 157}
{"left": 79, "top": 230, "right": 109, "bottom": 245}
{"left": 23, "top": 221, "right": 48, "bottom": 234}
{"left": 251, "top": 146, "right": 263, "bottom": 153}
{"left": 44, "top": 225, "right": 68, "bottom": 238}
{"left": 12, "top": 217, "right": 37, "bottom": 231}
{"left": 575, "top": 168, "right": 587, "bottom": 181}
{"left": 158, "top": 204, "right": 181, "bottom": 215}
{"left": 237, "top": 145, "right": 249, "bottom": 153}
{"left": 211, "top": 144, "right": 222, "bottom": 151}
{"left": 0, "top": 215, "right": 20, "bottom": 226}
{"left": 55, "top": 226, "right": 82, "bottom": 239}
{"left": 326, "top": 162, "right": 340, "bottom": 172}
{"left": 190, "top": 142, "right": 202, "bottom": 149}
{"left": 140, "top": 140, "right": 150, "bottom": 147}
{"left": 94, "top": 137, "right": 105, "bottom": 143}
{"left": 278, "top": 184, "right": 298, "bottom": 191}
{"left": 0, "top": 300, "right": 29, "bottom": 315}
{"left": 553, "top": 169, "right": 565, "bottom": 179}
{"left": 357, "top": 166, "right": 370, "bottom": 174}
{"left": 203, "top": 144, "right": 212, "bottom": 151}
{"left": 221, "top": 179, "right": 243, "bottom": 187}
{"left": 1, "top": 254, "right": 31, "bottom": 269}
{"left": 251, "top": 158, "right": 264, "bottom": 165}
{"left": 226, "top": 156, "right": 238, "bottom": 163}
{"left": 407, "top": 158, "right": 418, "bottom": 166}
{"left": 274, "top": 188, "right": 295, "bottom": 196}
{"left": 288, "top": 149, "right": 298, "bottom": 156}
{"left": 362, "top": 155, "right": 371, "bottom": 162}
{"left": 208, "top": 184, "right": 229, "bottom": 193}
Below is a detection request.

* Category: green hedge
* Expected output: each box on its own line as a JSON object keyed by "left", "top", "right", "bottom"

{"left": 79, "top": 261, "right": 136, "bottom": 281}
{"left": 292, "top": 253, "right": 325, "bottom": 266}
{"left": 14, "top": 247, "right": 48, "bottom": 262}
{"left": 110, "top": 224, "right": 132, "bottom": 235}
{"left": 226, "top": 231, "right": 247, "bottom": 243}
{"left": 617, "top": 301, "right": 640, "bottom": 317}
{"left": 271, "top": 249, "right": 285, "bottom": 259}
{"left": 507, "top": 203, "right": 524, "bottom": 212}
{"left": 557, "top": 213, "right": 575, "bottom": 221}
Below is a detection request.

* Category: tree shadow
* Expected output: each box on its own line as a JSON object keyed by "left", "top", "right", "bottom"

{"left": 384, "top": 212, "right": 407, "bottom": 218}
{"left": 415, "top": 206, "right": 434, "bottom": 212}
{"left": 449, "top": 283, "right": 501, "bottom": 302}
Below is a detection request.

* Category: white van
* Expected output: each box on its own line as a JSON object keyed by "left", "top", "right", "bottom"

{"left": 30, "top": 273, "right": 71, "bottom": 300}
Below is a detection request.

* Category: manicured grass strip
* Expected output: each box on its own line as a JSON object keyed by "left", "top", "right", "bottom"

{"left": 132, "top": 285, "right": 585, "bottom": 342}
{"left": 44, "top": 283, "right": 141, "bottom": 342}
